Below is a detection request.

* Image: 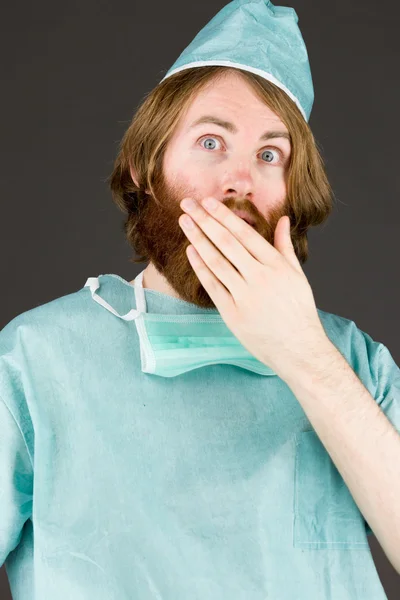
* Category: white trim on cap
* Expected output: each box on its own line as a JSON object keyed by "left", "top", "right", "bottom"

{"left": 159, "top": 60, "right": 307, "bottom": 122}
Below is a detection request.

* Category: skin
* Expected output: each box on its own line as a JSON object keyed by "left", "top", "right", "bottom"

{"left": 130, "top": 70, "right": 293, "bottom": 309}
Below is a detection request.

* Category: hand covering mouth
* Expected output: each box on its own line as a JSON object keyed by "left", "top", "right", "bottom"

{"left": 232, "top": 210, "right": 256, "bottom": 226}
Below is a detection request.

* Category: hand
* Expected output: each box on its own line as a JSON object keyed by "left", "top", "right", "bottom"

{"left": 178, "top": 196, "right": 329, "bottom": 380}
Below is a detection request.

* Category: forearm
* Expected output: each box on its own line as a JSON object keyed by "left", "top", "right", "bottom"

{"left": 283, "top": 338, "right": 400, "bottom": 573}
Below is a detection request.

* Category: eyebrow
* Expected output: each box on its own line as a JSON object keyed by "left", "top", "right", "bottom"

{"left": 189, "top": 115, "right": 291, "bottom": 143}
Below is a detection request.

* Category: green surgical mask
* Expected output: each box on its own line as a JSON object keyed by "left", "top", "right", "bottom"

{"left": 84, "top": 270, "right": 278, "bottom": 379}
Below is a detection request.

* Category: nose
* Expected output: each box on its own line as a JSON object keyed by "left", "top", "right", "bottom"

{"left": 222, "top": 162, "right": 255, "bottom": 196}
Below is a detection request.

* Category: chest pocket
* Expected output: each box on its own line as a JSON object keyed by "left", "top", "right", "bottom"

{"left": 293, "top": 429, "right": 370, "bottom": 549}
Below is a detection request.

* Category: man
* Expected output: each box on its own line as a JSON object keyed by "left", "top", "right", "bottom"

{"left": 1, "top": 1, "right": 399, "bottom": 599}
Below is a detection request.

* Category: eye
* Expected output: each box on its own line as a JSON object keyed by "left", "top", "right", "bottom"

{"left": 200, "top": 136, "right": 221, "bottom": 151}
{"left": 260, "top": 148, "right": 283, "bottom": 164}
{"left": 198, "top": 136, "right": 284, "bottom": 164}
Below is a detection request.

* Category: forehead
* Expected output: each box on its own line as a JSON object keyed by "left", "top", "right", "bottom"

{"left": 181, "top": 70, "right": 287, "bottom": 130}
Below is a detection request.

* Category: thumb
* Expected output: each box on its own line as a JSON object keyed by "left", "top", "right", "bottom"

{"left": 275, "top": 216, "right": 302, "bottom": 272}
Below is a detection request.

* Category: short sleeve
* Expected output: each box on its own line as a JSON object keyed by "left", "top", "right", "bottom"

{"left": 374, "top": 343, "right": 400, "bottom": 436}
{"left": 0, "top": 314, "right": 35, "bottom": 568}
{"left": 364, "top": 342, "right": 400, "bottom": 538}
{"left": 0, "top": 397, "right": 33, "bottom": 567}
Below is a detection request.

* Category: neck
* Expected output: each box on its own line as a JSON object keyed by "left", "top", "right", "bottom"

{"left": 132, "top": 263, "right": 184, "bottom": 301}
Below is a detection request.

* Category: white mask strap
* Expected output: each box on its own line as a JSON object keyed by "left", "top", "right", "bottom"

{"left": 84, "top": 277, "right": 140, "bottom": 321}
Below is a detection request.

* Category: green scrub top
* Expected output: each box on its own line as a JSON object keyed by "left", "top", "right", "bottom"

{"left": 1, "top": 273, "right": 399, "bottom": 599}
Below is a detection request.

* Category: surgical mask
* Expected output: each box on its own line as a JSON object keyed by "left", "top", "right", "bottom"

{"left": 84, "top": 270, "right": 277, "bottom": 379}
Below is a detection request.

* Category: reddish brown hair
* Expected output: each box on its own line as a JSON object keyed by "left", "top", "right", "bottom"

{"left": 107, "top": 66, "right": 335, "bottom": 265}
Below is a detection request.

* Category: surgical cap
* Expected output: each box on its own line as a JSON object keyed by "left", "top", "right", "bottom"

{"left": 160, "top": 0, "right": 314, "bottom": 122}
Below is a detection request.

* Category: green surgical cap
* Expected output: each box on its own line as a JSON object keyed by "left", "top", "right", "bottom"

{"left": 160, "top": 0, "right": 314, "bottom": 122}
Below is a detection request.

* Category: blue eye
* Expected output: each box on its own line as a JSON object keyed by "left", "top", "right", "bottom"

{"left": 199, "top": 136, "right": 284, "bottom": 164}
{"left": 203, "top": 138, "right": 217, "bottom": 150}
{"left": 261, "top": 149, "right": 277, "bottom": 163}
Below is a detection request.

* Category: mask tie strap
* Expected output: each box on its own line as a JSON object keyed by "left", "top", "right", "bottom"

{"left": 84, "top": 277, "right": 140, "bottom": 322}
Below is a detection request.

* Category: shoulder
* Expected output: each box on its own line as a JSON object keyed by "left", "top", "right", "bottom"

{"left": 317, "top": 307, "right": 381, "bottom": 353}
{"left": 0, "top": 286, "right": 90, "bottom": 352}
{"left": 317, "top": 308, "right": 400, "bottom": 418}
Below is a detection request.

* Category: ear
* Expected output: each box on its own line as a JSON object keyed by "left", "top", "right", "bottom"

{"left": 129, "top": 164, "right": 140, "bottom": 188}
{"left": 130, "top": 165, "right": 151, "bottom": 195}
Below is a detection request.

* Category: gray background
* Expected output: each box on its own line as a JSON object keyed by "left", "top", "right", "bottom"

{"left": 1, "top": 0, "right": 399, "bottom": 597}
